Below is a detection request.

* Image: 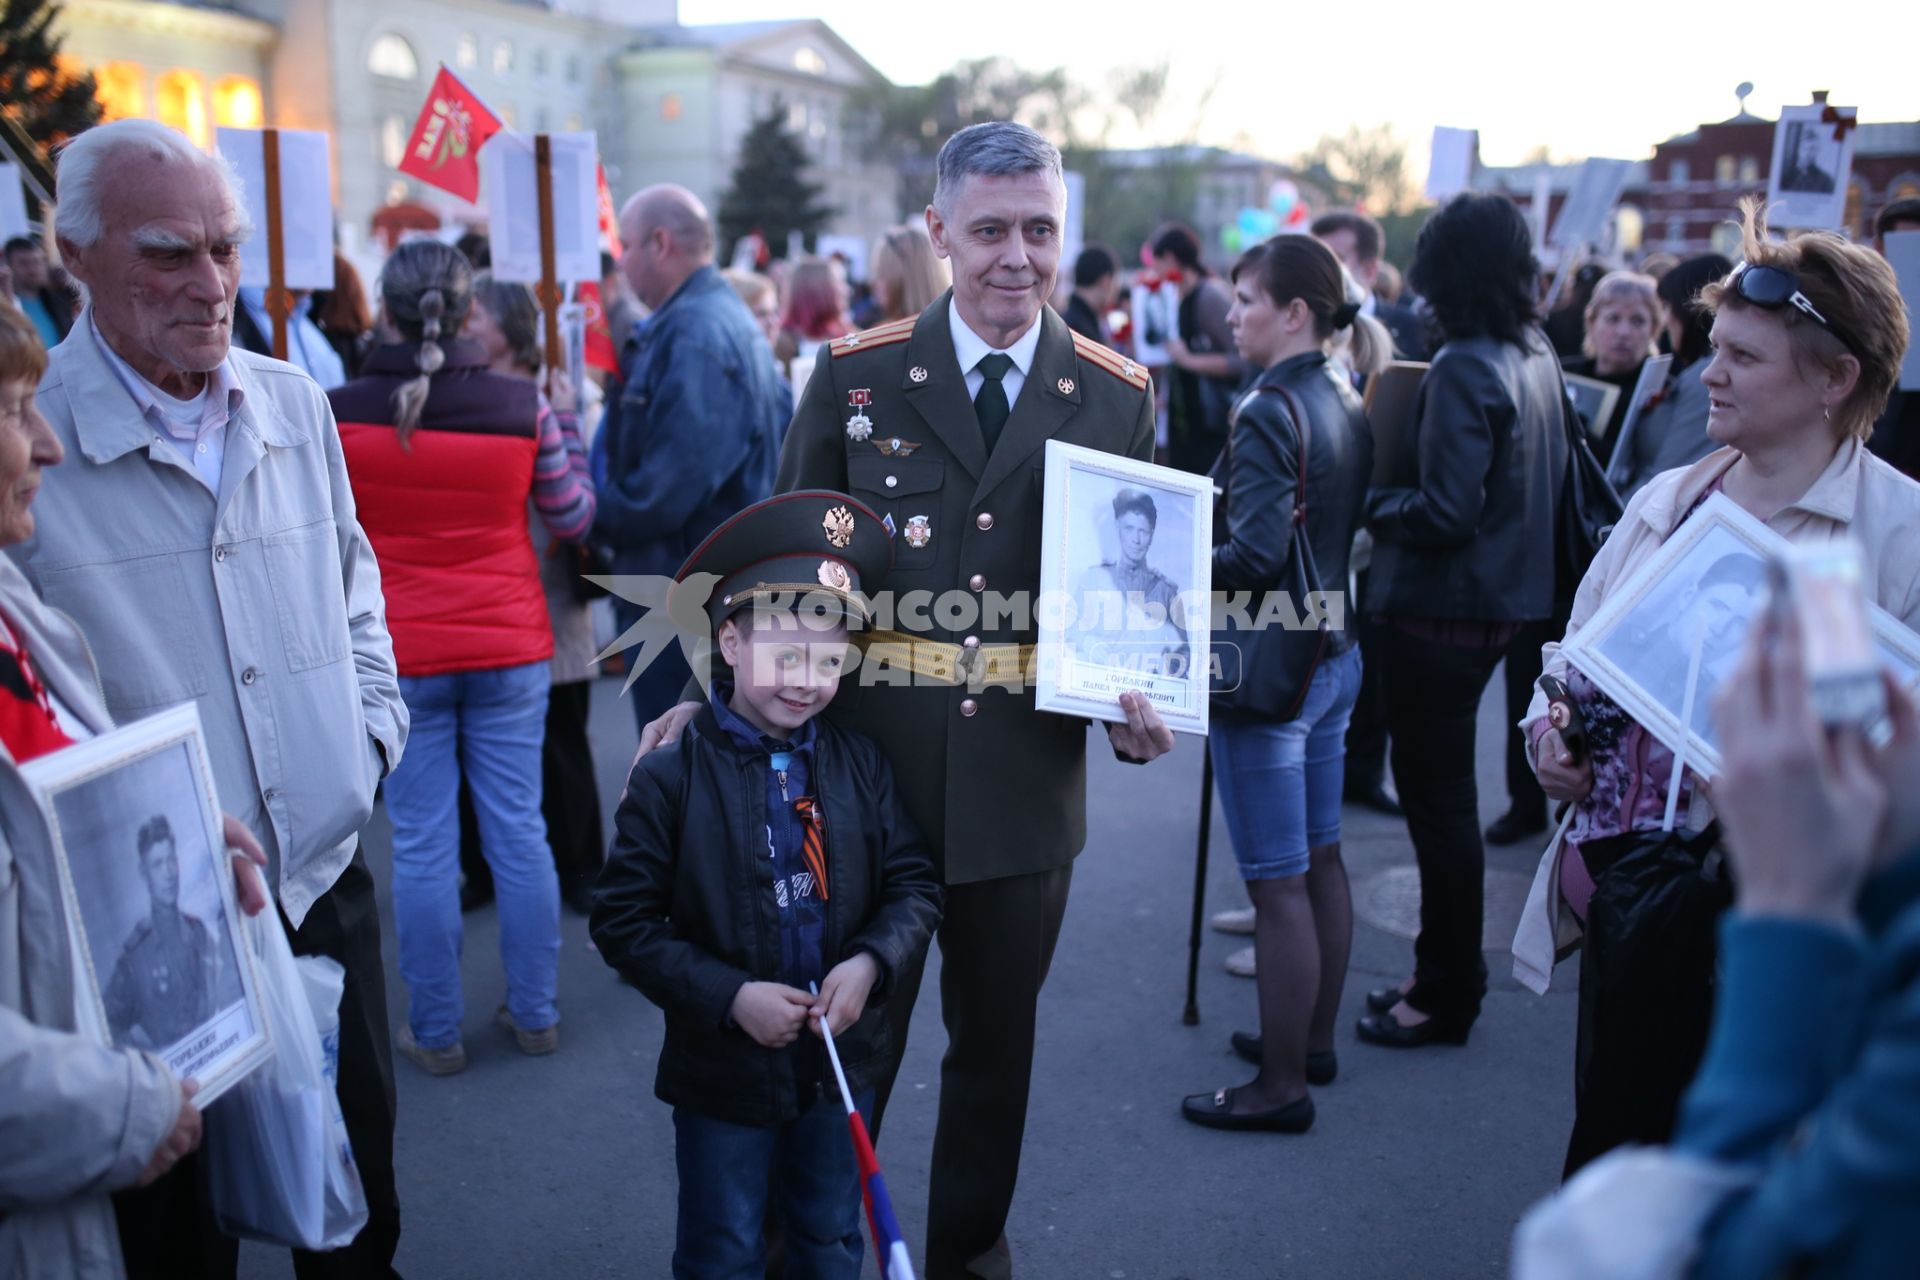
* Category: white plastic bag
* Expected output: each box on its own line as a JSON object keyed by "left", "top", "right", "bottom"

{"left": 1512, "top": 1146, "right": 1758, "bottom": 1280}
{"left": 204, "top": 905, "right": 368, "bottom": 1250}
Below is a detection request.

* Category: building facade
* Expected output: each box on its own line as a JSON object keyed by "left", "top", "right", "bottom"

{"left": 50, "top": 0, "right": 900, "bottom": 261}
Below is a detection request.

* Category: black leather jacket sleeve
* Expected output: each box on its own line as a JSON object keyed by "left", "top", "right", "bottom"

{"left": 591, "top": 759, "right": 755, "bottom": 1030}
{"left": 1212, "top": 389, "right": 1299, "bottom": 592}
{"left": 839, "top": 747, "right": 943, "bottom": 1004}
{"left": 1367, "top": 349, "right": 1501, "bottom": 549}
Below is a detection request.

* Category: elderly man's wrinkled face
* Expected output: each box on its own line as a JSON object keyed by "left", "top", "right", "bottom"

{"left": 64, "top": 154, "right": 245, "bottom": 390}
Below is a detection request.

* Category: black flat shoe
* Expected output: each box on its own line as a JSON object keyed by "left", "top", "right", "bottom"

{"left": 1228, "top": 1032, "right": 1337, "bottom": 1084}
{"left": 1365, "top": 985, "right": 1408, "bottom": 1013}
{"left": 1355, "top": 1010, "right": 1471, "bottom": 1048}
{"left": 1344, "top": 783, "right": 1403, "bottom": 818}
{"left": 1485, "top": 809, "right": 1548, "bottom": 846}
{"left": 1180, "top": 1087, "right": 1315, "bottom": 1133}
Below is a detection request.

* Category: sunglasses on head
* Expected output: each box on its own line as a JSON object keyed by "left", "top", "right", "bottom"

{"left": 1728, "top": 261, "right": 1854, "bottom": 351}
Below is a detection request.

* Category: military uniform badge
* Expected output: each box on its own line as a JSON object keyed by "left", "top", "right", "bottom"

{"left": 875, "top": 437, "right": 921, "bottom": 457}
{"left": 818, "top": 560, "right": 852, "bottom": 591}
{"left": 845, "top": 389, "right": 874, "bottom": 442}
{"left": 904, "top": 515, "right": 932, "bottom": 549}
{"left": 823, "top": 504, "right": 856, "bottom": 548}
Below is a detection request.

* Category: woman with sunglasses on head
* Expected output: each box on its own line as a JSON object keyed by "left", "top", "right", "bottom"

{"left": 1513, "top": 200, "right": 1920, "bottom": 1176}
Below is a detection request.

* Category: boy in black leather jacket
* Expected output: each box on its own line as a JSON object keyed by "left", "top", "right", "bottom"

{"left": 591, "top": 490, "right": 941, "bottom": 1279}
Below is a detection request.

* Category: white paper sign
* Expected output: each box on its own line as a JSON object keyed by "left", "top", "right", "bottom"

{"left": 1426, "top": 127, "right": 1477, "bottom": 201}
{"left": 1129, "top": 279, "right": 1180, "bottom": 367}
{"left": 1887, "top": 231, "right": 1920, "bottom": 392}
{"left": 1061, "top": 169, "right": 1086, "bottom": 278}
{"left": 0, "top": 163, "right": 30, "bottom": 240}
{"left": 815, "top": 233, "right": 868, "bottom": 282}
{"left": 484, "top": 131, "right": 600, "bottom": 286}
{"left": 215, "top": 128, "right": 335, "bottom": 291}
{"left": 1766, "top": 104, "right": 1856, "bottom": 231}
{"left": 1549, "top": 158, "right": 1634, "bottom": 252}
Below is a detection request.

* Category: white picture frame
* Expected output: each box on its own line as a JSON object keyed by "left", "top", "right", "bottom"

{"left": 20, "top": 704, "right": 273, "bottom": 1105}
{"left": 1563, "top": 373, "right": 1623, "bottom": 444}
{"left": 1766, "top": 104, "right": 1857, "bottom": 231}
{"left": 1036, "top": 440, "right": 1212, "bottom": 735}
{"left": 1604, "top": 354, "right": 1674, "bottom": 489}
{"left": 1559, "top": 492, "right": 1920, "bottom": 779}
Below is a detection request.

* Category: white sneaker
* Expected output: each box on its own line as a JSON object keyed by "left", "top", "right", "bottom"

{"left": 1210, "top": 907, "right": 1256, "bottom": 936}
{"left": 1224, "top": 945, "right": 1256, "bottom": 978}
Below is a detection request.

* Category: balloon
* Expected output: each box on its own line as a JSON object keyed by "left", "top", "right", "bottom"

{"left": 1285, "top": 201, "right": 1309, "bottom": 226}
{"left": 1220, "top": 226, "right": 1244, "bottom": 253}
{"left": 1267, "top": 178, "right": 1300, "bottom": 217}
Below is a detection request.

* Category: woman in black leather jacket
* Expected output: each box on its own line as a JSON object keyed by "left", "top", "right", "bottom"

{"left": 1358, "top": 193, "right": 1568, "bottom": 1048}
{"left": 1181, "top": 235, "right": 1382, "bottom": 1132}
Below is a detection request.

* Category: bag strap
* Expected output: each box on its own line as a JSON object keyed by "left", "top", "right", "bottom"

{"left": 1253, "top": 381, "right": 1313, "bottom": 528}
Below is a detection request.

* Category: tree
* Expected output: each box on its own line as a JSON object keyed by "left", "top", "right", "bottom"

{"left": 1292, "top": 124, "right": 1417, "bottom": 217}
{"left": 717, "top": 103, "right": 834, "bottom": 262}
{"left": 0, "top": 0, "right": 100, "bottom": 158}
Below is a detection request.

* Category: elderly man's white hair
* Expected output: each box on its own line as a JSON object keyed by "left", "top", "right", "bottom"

{"left": 55, "top": 119, "right": 253, "bottom": 248}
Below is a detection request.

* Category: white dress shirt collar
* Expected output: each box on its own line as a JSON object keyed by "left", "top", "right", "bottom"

{"left": 950, "top": 297, "right": 1042, "bottom": 410}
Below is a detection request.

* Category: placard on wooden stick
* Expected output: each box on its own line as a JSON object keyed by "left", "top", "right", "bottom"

{"left": 216, "top": 127, "right": 334, "bottom": 360}
{"left": 483, "top": 130, "right": 598, "bottom": 370}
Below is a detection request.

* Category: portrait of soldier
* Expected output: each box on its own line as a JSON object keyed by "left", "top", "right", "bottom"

{"left": 1073, "top": 486, "right": 1190, "bottom": 676}
{"left": 102, "top": 815, "right": 225, "bottom": 1051}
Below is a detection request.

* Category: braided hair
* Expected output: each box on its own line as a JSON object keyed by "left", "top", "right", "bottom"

{"left": 378, "top": 240, "right": 473, "bottom": 448}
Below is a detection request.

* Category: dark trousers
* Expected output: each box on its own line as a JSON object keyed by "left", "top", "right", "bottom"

{"left": 875, "top": 865, "right": 1072, "bottom": 1280}
{"left": 1343, "top": 585, "right": 1390, "bottom": 793}
{"left": 462, "top": 679, "right": 605, "bottom": 899}
{"left": 1379, "top": 627, "right": 1501, "bottom": 1026}
{"left": 1498, "top": 614, "right": 1570, "bottom": 824}
{"left": 115, "top": 848, "right": 401, "bottom": 1278}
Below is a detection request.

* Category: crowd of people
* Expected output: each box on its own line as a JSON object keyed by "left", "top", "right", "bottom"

{"left": 3, "top": 108, "right": 1920, "bottom": 1280}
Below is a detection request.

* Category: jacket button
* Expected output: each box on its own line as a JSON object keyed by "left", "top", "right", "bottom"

{"left": 885, "top": 475, "right": 898, "bottom": 488}
{"left": 960, "top": 698, "right": 979, "bottom": 717}
{"left": 263, "top": 787, "right": 278, "bottom": 802}
{"left": 215, "top": 546, "right": 228, "bottom": 562}
{"left": 968, "top": 573, "right": 985, "bottom": 592}
{"left": 962, "top": 635, "right": 980, "bottom": 649}
{"left": 241, "top": 668, "right": 259, "bottom": 685}
{"left": 976, "top": 512, "right": 994, "bottom": 531}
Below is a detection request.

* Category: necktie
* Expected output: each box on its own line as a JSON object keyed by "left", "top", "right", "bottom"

{"left": 794, "top": 796, "right": 829, "bottom": 900}
{"left": 973, "top": 352, "right": 1015, "bottom": 453}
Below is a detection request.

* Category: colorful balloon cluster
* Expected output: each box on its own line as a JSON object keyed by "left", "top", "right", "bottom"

{"left": 1220, "top": 178, "right": 1310, "bottom": 253}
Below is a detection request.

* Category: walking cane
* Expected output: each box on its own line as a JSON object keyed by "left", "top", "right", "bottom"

{"left": 1183, "top": 749, "right": 1214, "bottom": 1025}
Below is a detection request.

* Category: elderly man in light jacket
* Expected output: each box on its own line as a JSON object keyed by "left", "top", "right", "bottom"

{"left": 8, "top": 119, "right": 408, "bottom": 1276}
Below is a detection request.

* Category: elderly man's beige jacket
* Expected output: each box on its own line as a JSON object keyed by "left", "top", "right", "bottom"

{"left": 9, "top": 314, "right": 407, "bottom": 926}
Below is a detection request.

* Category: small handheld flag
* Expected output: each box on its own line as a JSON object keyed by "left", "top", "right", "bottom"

{"left": 813, "top": 984, "right": 917, "bottom": 1280}
{"left": 397, "top": 66, "right": 502, "bottom": 202}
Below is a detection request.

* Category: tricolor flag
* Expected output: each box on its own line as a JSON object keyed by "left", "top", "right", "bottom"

{"left": 816, "top": 988, "right": 918, "bottom": 1280}
{"left": 397, "top": 66, "right": 501, "bottom": 202}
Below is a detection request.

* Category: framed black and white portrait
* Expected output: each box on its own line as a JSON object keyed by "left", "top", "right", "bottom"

{"left": 1560, "top": 493, "right": 1920, "bottom": 779}
{"left": 1036, "top": 440, "right": 1212, "bottom": 735}
{"left": 1766, "top": 104, "right": 1857, "bottom": 231}
{"left": 21, "top": 704, "right": 271, "bottom": 1104}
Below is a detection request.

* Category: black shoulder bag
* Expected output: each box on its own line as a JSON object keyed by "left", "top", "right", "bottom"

{"left": 1209, "top": 383, "right": 1330, "bottom": 721}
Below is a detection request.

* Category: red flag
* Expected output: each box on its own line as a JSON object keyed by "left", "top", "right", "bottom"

{"left": 575, "top": 281, "right": 620, "bottom": 375}
{"left": 597, "top": 163, "right": 623, "bottom": 258}
{"left": 397, "top": 66, "right": 501, "bottom": 203}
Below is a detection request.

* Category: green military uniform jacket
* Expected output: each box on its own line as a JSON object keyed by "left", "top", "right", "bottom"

{"left": 776, "top": 293, "right": 1154, "bottom": 884}
{"left": 104, "top": 906, "right": 219, "bottom": 1049}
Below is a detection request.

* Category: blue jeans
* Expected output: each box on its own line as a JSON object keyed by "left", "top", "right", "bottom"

{"left": 387, "top": 661, "right": 560, "bottom": 1048}
{"left": 1210, "top": 645, "right": 1364, "bottom": 880}
{"left": 672, "top": 1092, "right": 872, "bottom": 1280}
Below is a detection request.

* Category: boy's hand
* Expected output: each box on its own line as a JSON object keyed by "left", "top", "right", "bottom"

{"left": 730, "top": 982, "right": 814, "bottom": 1048}
{"left": 811, "top": 952, "right": 880, "bottom": 1039}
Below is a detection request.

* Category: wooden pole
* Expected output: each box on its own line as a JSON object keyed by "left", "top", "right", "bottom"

{"left": 533, "top": 133, "right": 563, "bottom": 372}
{"left": 262, "top": 128, "right": 291, "bottom": 361}
{"left": 1183, "top": 749, "right": 1214, "bottom": 1025}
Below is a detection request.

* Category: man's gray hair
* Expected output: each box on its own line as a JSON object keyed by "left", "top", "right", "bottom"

{"left": 932, "top": 122, "right": 1063, "bottom": 214}
{"left": 54, "top": 119, "right": 252, "bottom": 249}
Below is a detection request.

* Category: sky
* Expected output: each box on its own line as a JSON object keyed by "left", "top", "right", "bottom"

{"left": 679, "top": 0, "right": 1919, "bottom": 174}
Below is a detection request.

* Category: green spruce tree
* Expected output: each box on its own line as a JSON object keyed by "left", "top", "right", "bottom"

{"left": 0, "top": 0, "right": 101, "bottom": 156}
{"left": 718, "top": 103, "right": 834, "bottom": 262}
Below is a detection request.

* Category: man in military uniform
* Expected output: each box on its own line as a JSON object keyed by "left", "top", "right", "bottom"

{"left": 104, "top": 816, "right": 222, "bottom": 1051}
{"left": 643, "top": 121, "right": 1175, "bottom": 1279}
{"left": 1072, "top": 487, "right": 1189, "bottom": 676}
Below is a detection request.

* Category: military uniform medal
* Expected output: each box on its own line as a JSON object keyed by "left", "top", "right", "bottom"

{"left": 845, "top": 389, "right": 874, "bottom": 442}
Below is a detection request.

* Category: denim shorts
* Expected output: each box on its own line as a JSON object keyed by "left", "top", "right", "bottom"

{"left": 1209, "top": 645, "right": 1364, "bottom": 881}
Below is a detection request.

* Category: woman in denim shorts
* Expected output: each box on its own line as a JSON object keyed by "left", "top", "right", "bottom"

{"left": 1181, "top": 236, "right": 1384, "bottom": 1133}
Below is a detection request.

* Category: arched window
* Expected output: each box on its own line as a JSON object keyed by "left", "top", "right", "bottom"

{"left": 381, "top": 114, "right": 408, "bottom": 168}
{"left": 457, "top": 34, "right": 479, "bottom": 69}
{"left": 94, "top": 61, "right": 145, "bottom": 120}
{"left": 213, "top": 76, "right": 263, "bottom": 129}
{"left": 368, "top": 33, "right": 419, "bottom": 80}
{"left": 155, "top": 69, "right": 208, "bottom": 146}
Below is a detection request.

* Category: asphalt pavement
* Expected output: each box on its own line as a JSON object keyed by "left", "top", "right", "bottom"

{"left": 240, "top": 666, "right": 1576, "bottom": 1280}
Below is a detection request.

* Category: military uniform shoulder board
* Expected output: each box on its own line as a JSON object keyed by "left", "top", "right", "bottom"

{"left": 831, "top": 316, "right": 917, "bottom": 358}
{"left": 1071, "top": 331, "right": 1152, "bottom": 392}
